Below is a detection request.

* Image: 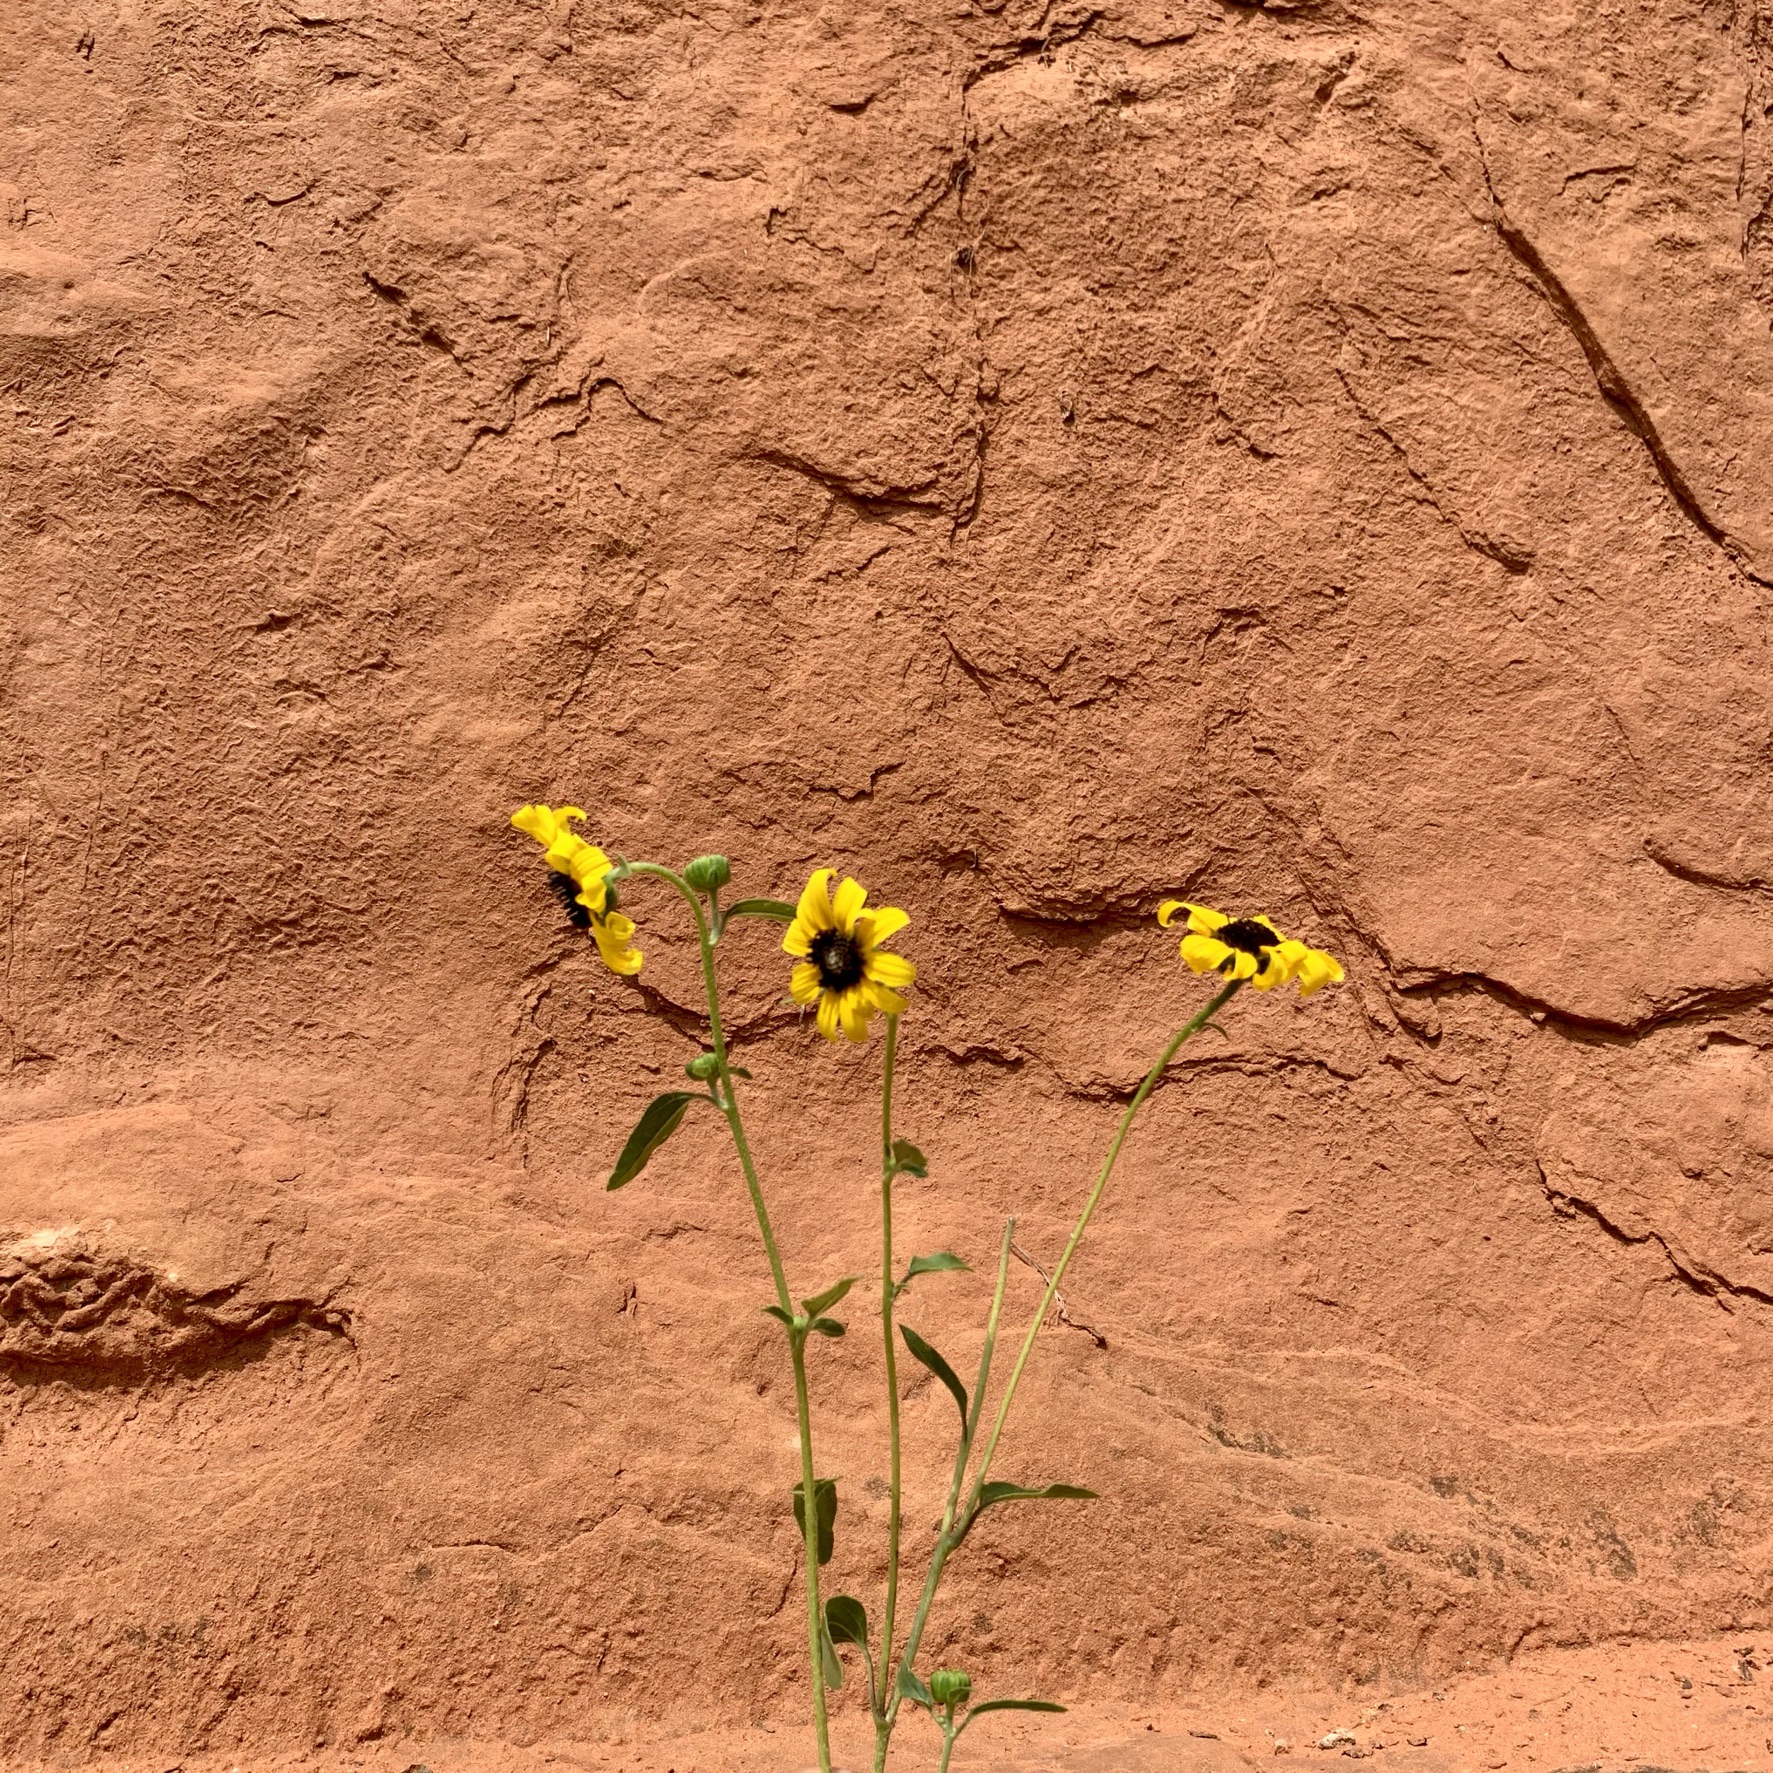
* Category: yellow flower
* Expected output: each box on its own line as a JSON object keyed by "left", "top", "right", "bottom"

{"left": 1156, "top": 900, "right": 1343, "bottom": 997}
{"left": 511, "top": 803, "right": 643, "bottom": 976}
{"left": 783, "top": 868, "right": 915, "bottom": 1043}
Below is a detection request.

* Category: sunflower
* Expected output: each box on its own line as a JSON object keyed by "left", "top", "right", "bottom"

{"left": 783, "top": 868, "right": 916, "bottom": 1042}
{"left": 1156, "top": 900, "right": 1343, "bottom": 998}
{"left": 511, "top": 803, "right": 643, "bottom": 976}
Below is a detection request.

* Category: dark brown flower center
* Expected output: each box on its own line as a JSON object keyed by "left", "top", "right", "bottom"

{"left": 1214, "top": 917, "right": 1281, "bottom": 977}
{"left": 1216, "top": 918, "right": 1279, "bottom": 955}
{"left": 810, "top": 928, "right": 864, "bottom": 991}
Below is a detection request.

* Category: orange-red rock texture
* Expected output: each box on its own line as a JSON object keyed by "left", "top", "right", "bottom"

{"left": 5, "top": 0, "right": 1773, "bottom": 1764}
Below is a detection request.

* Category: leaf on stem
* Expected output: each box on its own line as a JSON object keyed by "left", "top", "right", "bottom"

{"left": 956, "top": 1481, "right": 1096, "bottom": 1543}
{"left": 957, "top": 1699, "right": 1066, "bottom": 1737}
{"left": 896, "top": 1665, "right": 933, "bottom": 1712}
{"left": 801, "top": 1276, "right": 858, "bottom": 1318}
{"left": 808, "top": 1316, "right": 846, "bottom": 1338}
{"left": 761, "top": 1305, "right": 798, "bottom": 1328}
{"left": 791, "top": 1476, "right": 838, "bottom": 1566}
{"left": 820, "top": 1621, "right": 844, "bottom": 1691}
{"left": 897, "top": 1251, "right": 968, "bottom": 1295}
{"left": 725, "top": 897, "right": 798, "bottom": 922}
{"left": 825, "top": 1594, "right": 869, "bottom": 1648}
{"left": 606, "top": 1092, "right": 704, "bottom": 1190}
{"left": 900, "top": 1325, "right": 968, "bottom": 1426}
{"left": 889, "top": 1137, "right": 928, "bottom": 1177}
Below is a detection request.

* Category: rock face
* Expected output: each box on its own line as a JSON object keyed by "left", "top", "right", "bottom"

{"left": 2, "top": 0, "right": 1773, "bottom": 1758}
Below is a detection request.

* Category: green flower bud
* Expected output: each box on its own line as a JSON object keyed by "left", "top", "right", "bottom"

{"left": 930, "top": 1669, "right": 971, "bottom": 1709}
{"left": 683, "top": 854, "right": 731, "bottom": 893}
{"left": 685, "top": 1052, "right": 722, "bottom": 1081}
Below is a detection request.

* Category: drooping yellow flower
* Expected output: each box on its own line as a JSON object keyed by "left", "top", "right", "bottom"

{"left": 783, "top": 868, "right": 915, "bottom": 1043}
{"left": 1156, "top": 900, "right": 1343, "bottom": 997}
{"left": 511, "top": 803, "right": 643, "bottom": 976}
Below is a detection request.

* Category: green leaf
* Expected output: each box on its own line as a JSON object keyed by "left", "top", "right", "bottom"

{"left": 809, "top": 1316, "right": 846, "bottom": 1338}
{"left": 957, "top": 1698, "right": 1066, "bottom": 1738}
{"left": 791, "top": 1477, "right": 838, "bottom": 1566}
{"left": 957, "top": 1480, "right": 1096, "bottom": 1543}
{"left": 821, "top": 1621, "right": 844, "bottom": 1691}
{"left": 606, "top": 1092, "right": 702, "bottom": 1190}
{"left": 761, "top": 1305, "right": 797, "bottom": 1328}
{"left": 896, "top": 1664, "right": 933, "bottom": 1712}
{"left": 825, "top": 1594, "right": 869, "bottom": 1649}
{"left": 726, "top": 897, "right": 798, "bottom": 922}
{"left": 801, "top": 1276, "right": 858, "bottom": 1318}
{"left": 900, "top": 1326, "right": 968, "bottom": 1427}
{"left": 977, "top": 1481, "right": 1097, "bottom": 1510}
{"left": 890, "top": 1137, "right": 928, "bottom": 1177}
{"left": 899, "top": 1251, "right": 969, "bottom": 1294}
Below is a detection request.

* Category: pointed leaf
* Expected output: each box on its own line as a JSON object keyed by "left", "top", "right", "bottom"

{"left": 809, "top": 1316, "right": 846, "bottom": 1338}
{"left": 977, "top": 1481, "right": 1097, "bottom": 1510}
{"left": 801, "top": 1275, "right": 858, "bottom": 1318}
{"left": 900, "top": 1325, "right": 968, "bottom": 1427}
{"left": 900, "top": 1252, "right": 969, "bottom": 1292}
{"left": 825, "top": 1594, "right": 869, "bottom": 1649}
{"left": 896, "top": 1664, "right": 933, "bottom": 1712}
{"left": 726, "top": 897, "right": 798, "bottom": 922}
{"left": 956, "top": 1699, "right": 1066, "bottom": 1738}
{"left": 821, "top": 1621, "right": 844, "bottom": 1691}
{"left": 791, "top": 1477, "right": 838, "bottom": 1566}
{"left": 607, "top": 1092, "right": 701, "bottom": 1190}
{"left": 890, "top": 1137, "right": 928, "bottom": 1177}
{"left": 761, "top": 1305, "right": 797, "bottom": 1328}
{"left": 955, "top": 1482, "right": 1096, "bottom": 1546}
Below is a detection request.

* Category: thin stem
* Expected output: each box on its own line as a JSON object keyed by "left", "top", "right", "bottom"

{"left": 620, "top": 862, "right": 792, "bottom": 1313}
{"left": 938, "top": 1720, "right": 957, "bottom": 1773}
{"left": 883, "top": 1223, "right": 1014, "bottom": 1741}
{"left": 888, "top": 982, "right": 1241, "bottom": 1714}
{"left": 619, "top": 859, "right": 827, "bottom": 1768}
{"left": 964, "top": 979, "right": 1242, "bottom": 1511}
{"left": 791, "top": 1331, "right": 833, "bottom": 1773}
{"left": 878, "top": 1014, "right": 902, "bottom": 1714}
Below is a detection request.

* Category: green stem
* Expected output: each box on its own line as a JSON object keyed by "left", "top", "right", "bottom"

{"left": 618, "top": 860, "right": 828, "bottom": 1770}
{"left": 882, "top": 1223, "right": 1014, "bottom": 1745}
{"left": 938, "top": 1719, "right": 957, "bottom": 1773}
{"left": 790, "top": 1330, "right": 833, "bottom": 1773}
{"left": 888, "top": 981, "right": 1241, "bottom": 1721}
{"left": 878, "top": 1014, "right": 902, "bottom": 1718}
{"left": 964, "top": 979, "right": 1242, "bottom": 1512}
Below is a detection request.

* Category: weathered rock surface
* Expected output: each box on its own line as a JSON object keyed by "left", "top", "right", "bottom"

{"left": 3, "top": 0, "right": 1773, "bottom": 1760}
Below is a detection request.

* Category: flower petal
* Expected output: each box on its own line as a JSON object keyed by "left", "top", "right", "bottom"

{"left": 1179, "top": 933, "right": 1231, "bottom": 976}
{"left": 782, "top": 922, "right": 812, "bottom": 957}
{"left": 796, "top": 869, "right": 836, "bottom": 933}
{"left": 815, "top": 990, "right": 843, "bottom": 1042}
{"left": 789, "top": 962, "right": 823, "bottom": 1005}
{"left": 864, "top": 950, "right": 916, "bottom": 990}
{"left": 839, "top": 988, "right": 872, "bottom": 1043}
{"left": 864, "top": 981, "right": 908, "bottom": 1016}
{"left": 1294, "top": 947, "right": 1345, "bottom": 998}
{"left": 591, "top": 913, "right": 643, "bottom": 976}
{"left": 1185, "top": 903, "right": 1229, "bottom": 937}
{"left": 858, "top": 905, "right": 910, "bottom": 946}
{"left": 831, "top": 875, "right": 868, "bottom": 932}
{"left": 1156, "top": 899, "right": 1189, "bottom": 928}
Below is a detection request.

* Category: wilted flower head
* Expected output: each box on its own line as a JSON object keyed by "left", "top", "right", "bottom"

{"left": 511, "top": 803, "right": 642, "bottom": 976}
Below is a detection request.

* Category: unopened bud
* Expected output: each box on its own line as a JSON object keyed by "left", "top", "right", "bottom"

{"left": 930, "top": 1669, "right": 972, "bottom": 1708}
{"left": 685, "top": 1052, "right": 722, "bottom": 1081}
{"left": 683, "top": 854, "right": 731, "bottom": 893}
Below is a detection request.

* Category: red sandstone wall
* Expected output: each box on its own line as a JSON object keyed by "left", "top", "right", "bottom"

{"left": 3, "top": 0, "right": 1773, "bottom": 1757}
